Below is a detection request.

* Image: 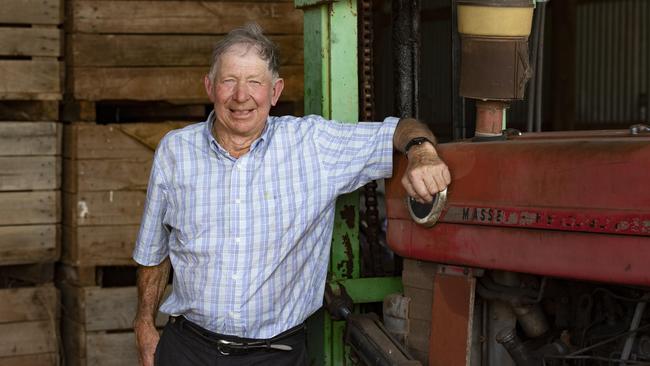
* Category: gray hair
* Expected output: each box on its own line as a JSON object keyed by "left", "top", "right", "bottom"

{"left": 207, "top": 23, "right": 280, "bottom": 82}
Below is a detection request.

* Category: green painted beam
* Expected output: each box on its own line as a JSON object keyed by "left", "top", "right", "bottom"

{"left": 333, "top": 277, "right": 404, "bottom": 303}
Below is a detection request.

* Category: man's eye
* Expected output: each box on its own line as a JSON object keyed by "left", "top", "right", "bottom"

{"left": 249, "top": 80, "right": 261, "bottom": 85}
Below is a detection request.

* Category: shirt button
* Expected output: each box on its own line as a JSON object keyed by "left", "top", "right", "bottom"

{"left": 232, "top": 273, "right": 239, "bottom": 280}
{"left": 235, "top": 199, "right": 241, "bottom": 204}
{"left": 235, "top": 237, "right": 241, "bottom": 243}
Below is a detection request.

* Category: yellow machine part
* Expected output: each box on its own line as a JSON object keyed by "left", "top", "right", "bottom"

{"left": 458, "top": 5, "right": 534, "bottom": 37}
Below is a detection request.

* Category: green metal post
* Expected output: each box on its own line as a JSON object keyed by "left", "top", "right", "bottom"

{"left": 295, "top": 1, "right": 404, "bottom": 365}
{"left": 296, "top": 1, "right": 359, "bottom": 365}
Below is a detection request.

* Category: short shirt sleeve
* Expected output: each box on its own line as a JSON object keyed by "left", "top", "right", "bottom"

{"left": 132, "top": 136, "right": 172, "bottom": 266}
{"left": 313, "top": 116, "right": 399, "bottom": 194}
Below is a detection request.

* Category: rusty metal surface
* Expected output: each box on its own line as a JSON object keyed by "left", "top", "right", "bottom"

{"left": 460, "top": 36, "right": 531, "bottom": 100}
{"left": 393, "top": 0, "right": 420, "bottom": 118}
{"left": 359, "top": 0, "right": 387, "bottom": 277}
{"left": 385, "top": 135, "right": 650, "bottom": 285}
{"left": 429, "top": 270, "right": 476, "bottom": 366}
{"left": 475, "top": 100, "right": 508, "bottom": 135}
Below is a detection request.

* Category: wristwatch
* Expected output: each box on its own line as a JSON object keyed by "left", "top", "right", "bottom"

{"left": 404, "top": 137, "right": 434, "bottom": 154}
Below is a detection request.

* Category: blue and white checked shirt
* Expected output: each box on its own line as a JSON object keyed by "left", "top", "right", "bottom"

{"left": 133, "top": 112, "right": 398, "bottom": 338}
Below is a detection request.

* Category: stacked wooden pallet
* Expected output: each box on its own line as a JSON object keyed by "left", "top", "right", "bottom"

{"left": 60, "top": 122, "right": 184, "bottom": 366}
{"left": 0, "top": 0, "right": 63, "bottom": 101}
{"left": 64, "top": 0, "right": 304, "bottom": 119}
{"left": 0, "top": 123, "right": 61, "bottom": 364}
{"left": 0, "top": 1, "right": 63, "bottom": 364}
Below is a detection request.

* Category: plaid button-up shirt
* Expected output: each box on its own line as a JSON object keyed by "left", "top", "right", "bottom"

{"left": 133, "top": 112, "right": 398, "bottom": 338}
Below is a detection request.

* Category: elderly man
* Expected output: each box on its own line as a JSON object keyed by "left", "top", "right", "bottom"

{"left": 133, "top": 23, "right": 450, "bottom": 366}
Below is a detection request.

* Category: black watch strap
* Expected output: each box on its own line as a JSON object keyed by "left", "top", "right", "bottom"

{"left": 404, "top": 137, "right": 434, "bottom": 154}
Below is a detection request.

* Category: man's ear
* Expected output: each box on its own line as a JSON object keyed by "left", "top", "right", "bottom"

{"left": 270, "top": 78, "right": 285, "bottom": 106}
{"left": 204, "top": 75, "right": 216, "bottom": 102}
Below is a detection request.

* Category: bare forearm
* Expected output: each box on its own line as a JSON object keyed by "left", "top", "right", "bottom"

{"left": 393, "top": 118, "right": 437, "bottom": 154}
{"left": 394, "top": 118, "right": 451, "bottom": 202}
{"left": 135, "top": 257, "right": 171, "bottom": 326}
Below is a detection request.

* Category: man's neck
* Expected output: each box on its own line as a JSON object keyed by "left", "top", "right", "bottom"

{"left": 212, "top": 124, "right": 263, "bottom": 159}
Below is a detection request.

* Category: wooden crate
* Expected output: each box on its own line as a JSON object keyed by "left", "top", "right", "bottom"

{"left": 0, "top": 122, "right": 61, "bottom": 266}
{"left": 0, "top": 284, "right": 60, "bottom": 365}
{"left": 0, "top": 0, "right": 63, "bottom": 101}
{"left": 65, "top": 0, "right": 303, "bottom": 105}
{"left": 402, "top": 259, "right": 438, "bottom": 365}
{"left": 61, "top": 122, "right": 189, "bottom": 266}
{"left": 60, "top": 282, "right": 168, "bottom": 366}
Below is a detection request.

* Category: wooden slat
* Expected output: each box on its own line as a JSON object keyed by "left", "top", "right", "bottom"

{"left": 0, "top": 122, "right": 60, "bottom": 156}
{"left": 70, "top": 65, "right": 302, "bottom": 102}
{"left": 0, "top": 156, "right": 60, "bottom": 191}
{"left": 63, "top": 319, "right": 139, "bottom": 366}
{"left": 86, "top": 332, "right": 138, "bottom": 366}
{"left": 0, "top": 28, "right": 61, "bottom": 57}
{"left": 0, "top": 0, "right": 63, "bottom": 25}
{"left": 402, "top": 259, "right": 438, "bottom": 290}
{"left": 63, "top": 123, "right": 178, "bottom": 160}
{"left": 69, "top": 34, "right": 303, "bottom": 67}
{"left": 61, "top": 284, "right": 168, "bottom": 331}
{"left": 0, "top": 285, "right": 58, "bottom": 323}
{"left": 62, "top": 225, "right": 139, "bottom": 266}
{"left": 63, "top": 191, "right": 145, "bottom": 227}
{"left": 71, "top": 1, "right": 302, "bottom": 34}
{"left": 0, "top": 191, "right": 59, "bottom": 225}
{"left": 0, "top": 320, "right": 58, "bottom": 357}
{"left": 0, "top": 225, "right": 58, "bottom": 266}
{"left": 0, "top": 60, "right": 61, "bottom": 100}
{"left": 0, "top": 353, "right": 59, "bottom": 366}
{"left": 404, "top": 286, "right": 433, "bottom": 322}
{"left": 0, "top": 101, "right": 59, "bottom": 121}
{"left": 64, "top": 158, "right": 151, "bottom": 192}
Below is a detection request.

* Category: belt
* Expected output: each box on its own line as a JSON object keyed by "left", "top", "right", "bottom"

{"left": 171, "top": 316, "right": 305, "bottom": 356}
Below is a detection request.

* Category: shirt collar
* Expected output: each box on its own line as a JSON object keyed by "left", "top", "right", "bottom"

{"left": 204, "top": 110, "right": 272, "bottom": 159}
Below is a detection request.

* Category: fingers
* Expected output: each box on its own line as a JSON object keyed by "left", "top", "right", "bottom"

{"left": 402, "top": 159, "right": 451, "bottom": 203}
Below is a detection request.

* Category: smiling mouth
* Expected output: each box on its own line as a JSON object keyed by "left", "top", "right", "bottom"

{"left": 229, "top": 108, "right": 254, "bottom": 118}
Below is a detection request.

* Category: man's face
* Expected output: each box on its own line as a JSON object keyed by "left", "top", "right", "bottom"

{"left": 204, "top": 44, "right": 284, "bottom": 139}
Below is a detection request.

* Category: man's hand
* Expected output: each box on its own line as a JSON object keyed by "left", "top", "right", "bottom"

{"left": 135, "top": 320, "right": 159, "bottom": 366}
{"left": 401, "top": 142, "right": 451, "bottom": 203}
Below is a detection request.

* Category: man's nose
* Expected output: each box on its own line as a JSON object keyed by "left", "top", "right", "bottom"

{"left": 233, "top": 82, "right": 249, "bottom": 102}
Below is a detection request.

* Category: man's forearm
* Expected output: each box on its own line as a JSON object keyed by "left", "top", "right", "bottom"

{"left": 393, "top": 118, "right": 437, "bottom": 153}
{"left": 135, "top": 257, "right": 171, "bottom": 326}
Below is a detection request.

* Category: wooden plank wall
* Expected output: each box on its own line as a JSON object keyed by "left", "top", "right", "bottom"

{"left": 65, "top": 0, "right": 304, "bottom": 105}
{"left": 0, "top": 0, "right": 63, "bottom": 101}
{"left": 0, "top": 122, "right": 61, "bottom": 266}
{"left": 0, "top": 285, "right": 60, "bottom": 364}
{"left": 61, "top": 122, "right": 188, "bottom": 266}
{"left": 60, "top": 122, "right": 186, "bottom": 365}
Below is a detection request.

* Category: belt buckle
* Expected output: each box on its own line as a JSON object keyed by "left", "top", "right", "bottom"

{"left": 216, "top": 339, "right": 234, "bottom": 356}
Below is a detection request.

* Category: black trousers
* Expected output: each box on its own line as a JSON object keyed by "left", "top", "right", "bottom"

{"left": 155, "top": 317, "right": 309, "bottom": 366}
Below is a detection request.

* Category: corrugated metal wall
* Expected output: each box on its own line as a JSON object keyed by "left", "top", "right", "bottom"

{"left": 576, "top": 0, "right": 650, "bottom": 126}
